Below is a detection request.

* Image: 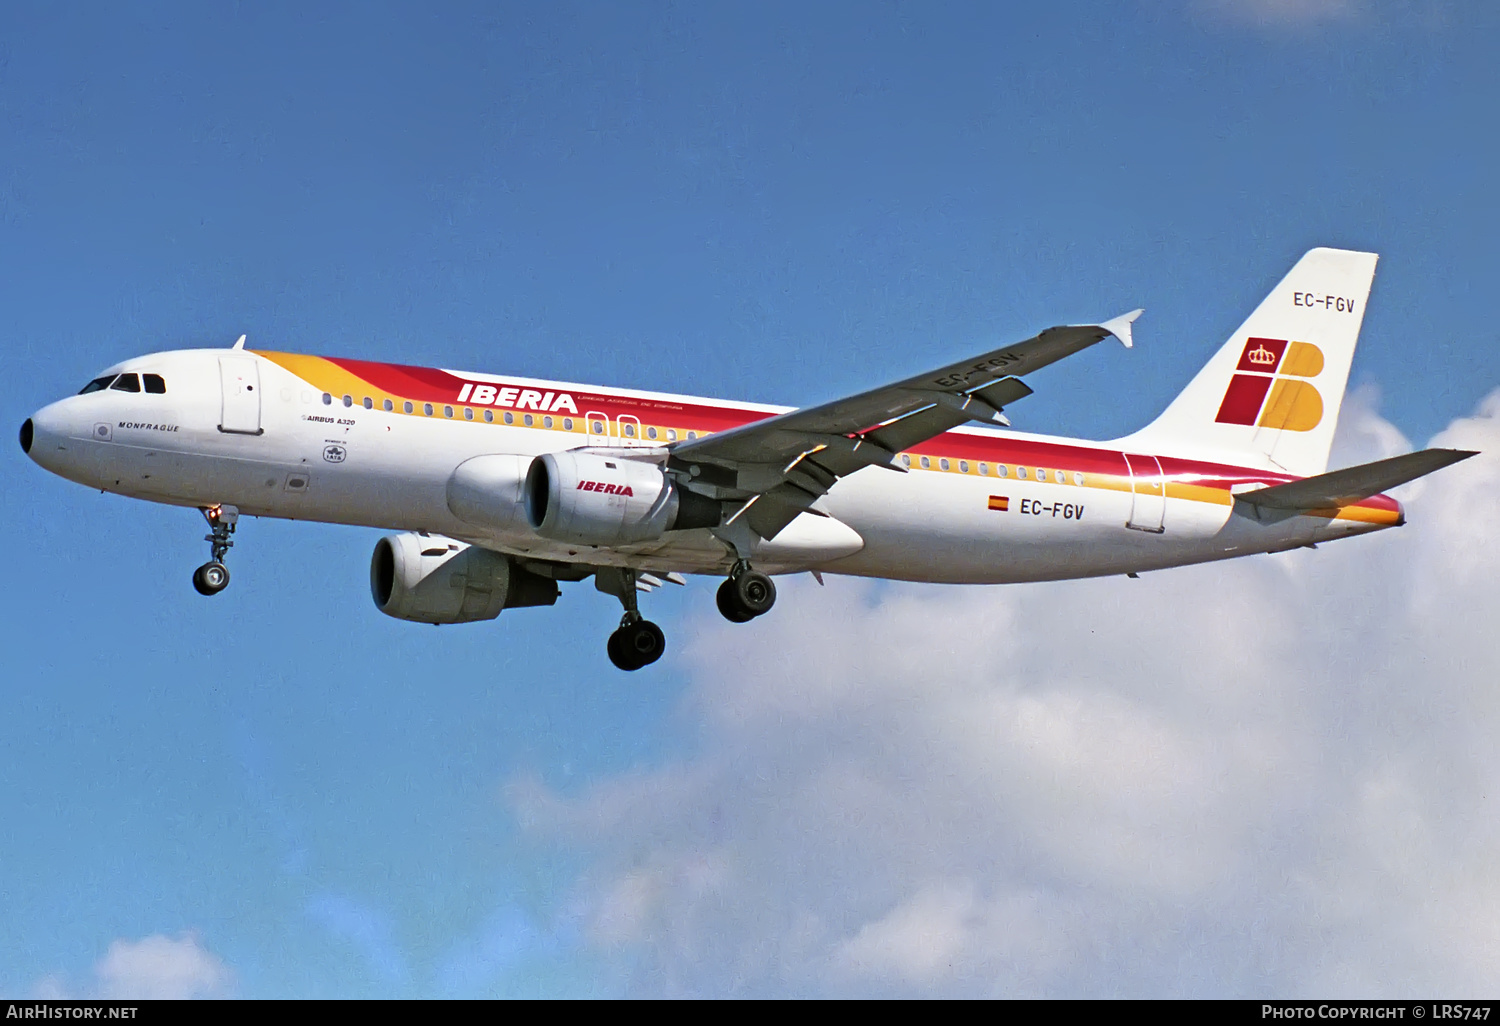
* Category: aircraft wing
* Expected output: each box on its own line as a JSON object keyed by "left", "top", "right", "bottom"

{"left": 666, "top": 310, "right": 1141, "bottom": 540}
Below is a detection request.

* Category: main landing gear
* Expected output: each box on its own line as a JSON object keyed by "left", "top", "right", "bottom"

{"left": 192, "top": 504, "right": 238, "bottom": 596}
{"left": 716, "top": 561, "right": 776, "bottom": 623}
{"left": 598, "top": 568, "right": 666, "bottom": 672}
{"left": 608, "top": 617, "right": 666, "bottom": 673}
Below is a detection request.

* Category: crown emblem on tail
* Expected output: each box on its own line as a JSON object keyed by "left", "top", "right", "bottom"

{"left": 1246, "top": 343, "right": 1277, "bottom": 366}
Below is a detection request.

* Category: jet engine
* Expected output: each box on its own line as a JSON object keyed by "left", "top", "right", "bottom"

{"left": 523, "top": 451, "right": 720, "bottom": 545}
{"left": 370, "top": 532, "right": 559, "bottom": 624}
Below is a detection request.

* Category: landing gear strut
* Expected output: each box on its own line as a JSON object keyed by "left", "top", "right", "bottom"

{"left": 193, "top": 504, "right": 238, "bottom": 596}
{"left": 716, "top": 560, "right": 776, "bottom": 623}
{"left": 597, "top": 568, "right": 666, "bottom": 671}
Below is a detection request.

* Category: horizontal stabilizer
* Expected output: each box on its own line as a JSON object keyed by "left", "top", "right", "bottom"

{"left": 1236, "top": 448, "right": 1477, "bottom": 511}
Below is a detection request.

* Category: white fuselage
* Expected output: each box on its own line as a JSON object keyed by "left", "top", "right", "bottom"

{"left": 23, "top": 348, "right": 1396, "bottom": 585}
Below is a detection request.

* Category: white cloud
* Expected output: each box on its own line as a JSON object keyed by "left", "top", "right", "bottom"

{"left": 835, "top": 880, "right": 982, "bottom": 984}
{"left": 36, "top": 934, "right": 233, "bottom": 1000}
{"left": 508, "top": 389, "right": 1500, "bottom": 996}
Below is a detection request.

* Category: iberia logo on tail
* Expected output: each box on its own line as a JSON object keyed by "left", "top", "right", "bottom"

{"left": 1215, "top": 337, "right": 1326, "bottom": 431}
{"left": 1246, "top": 343, "right": 1278, "bottom": 367}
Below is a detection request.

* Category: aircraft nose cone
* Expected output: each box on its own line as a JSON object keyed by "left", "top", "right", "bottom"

{"left": 22, "top": 403, "right": 78, "bottom": 473}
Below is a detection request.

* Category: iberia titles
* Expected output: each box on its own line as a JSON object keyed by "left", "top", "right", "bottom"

{"left": 577, "top": 480, "right": 633, "bottom": 496}
{"left": 454, "top": 383, "right": 579, "bottom": 414}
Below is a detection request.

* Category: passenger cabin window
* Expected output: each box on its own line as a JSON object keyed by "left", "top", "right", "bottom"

{"left": 143, "top": 374, "right": 166, "bottom": 394}
{"left": 110, "top": 373, "right": 141, "bottom": 393}
{"left": 79, "top": 375, "right": 116, "bottom": 394}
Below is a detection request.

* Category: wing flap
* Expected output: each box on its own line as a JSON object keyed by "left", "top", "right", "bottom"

{"left": 738, "top": 485, "right": 823, "bottom": 539}
{"left": 866, "top": 403, "right": 974, "bottom": 455}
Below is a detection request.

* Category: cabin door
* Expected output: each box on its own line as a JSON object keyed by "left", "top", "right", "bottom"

{"left": 1123, "top": 453, "right": 1165, "bottom": 533}
{"left": 218, "top": 357, "right": 263, "bottom": 435}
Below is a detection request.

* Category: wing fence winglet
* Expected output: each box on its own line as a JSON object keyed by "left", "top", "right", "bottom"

{"left": 1094, "top": 309, "right": 1143, "bottom": 349}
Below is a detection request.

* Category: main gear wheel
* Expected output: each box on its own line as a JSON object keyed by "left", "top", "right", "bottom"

{"left": 716, "top": 564, "right": 776, "bottom": 622}
{"left": 607, "top": 617, "right": 666, "bottom": 671}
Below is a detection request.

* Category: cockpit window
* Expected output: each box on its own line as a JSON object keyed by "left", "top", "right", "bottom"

{"left": 143, "top": 373, "right": 166, "bottom": 394}
{"left": 78, "top": 375, "right": 116, "bottom": 395}
{"left": 110, "top": 373, "right": 141, "bottom": 393}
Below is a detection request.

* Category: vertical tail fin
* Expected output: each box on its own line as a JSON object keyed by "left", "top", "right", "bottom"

{"left": 1120, "top": 247, "right": 1378, "bottom": 477}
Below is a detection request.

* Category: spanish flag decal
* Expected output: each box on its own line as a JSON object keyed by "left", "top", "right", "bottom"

{"left": 988, "top": 495, "right": 1010, "bottom": 511}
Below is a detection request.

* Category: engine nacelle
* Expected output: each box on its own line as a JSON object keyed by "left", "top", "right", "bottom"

{"left": 523, "top": 451, "right": 720, "bottom": 545}
{"left": 370, "top": 532, "right": 559, "bottom": 624}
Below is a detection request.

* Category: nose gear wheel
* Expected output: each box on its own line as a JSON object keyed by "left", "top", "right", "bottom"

{"left": 193, "top": 561, "right": 230, "bottom": 596}
{"left": 193, "top": 505, "right": 239, "bottom": 596}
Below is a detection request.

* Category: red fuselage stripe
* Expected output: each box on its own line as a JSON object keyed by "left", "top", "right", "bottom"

{"left": 297, "top": 353, "right": 1400, "bottom": 516}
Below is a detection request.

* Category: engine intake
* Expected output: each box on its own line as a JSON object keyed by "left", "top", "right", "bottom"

{"left": 523, "top": 451, "right": 720, "bottom": 545}
{"left": 370, "top": 533, "right": 559, "bottom": 624}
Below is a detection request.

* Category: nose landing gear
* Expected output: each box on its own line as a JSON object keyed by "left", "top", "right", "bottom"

{"left": 193, "top": 505, "right": 238, "bottom": 596}
{"left": 716, "top": 561, "right": 776, "bottom": 623}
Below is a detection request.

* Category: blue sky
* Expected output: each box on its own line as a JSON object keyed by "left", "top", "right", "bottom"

{"left": 5, "top": 1, "right": 1500, "bottom": 998}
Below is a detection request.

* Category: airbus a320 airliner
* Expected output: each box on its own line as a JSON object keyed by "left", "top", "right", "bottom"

{"left": 20, "top": 248, "right": 1474, "bottom": 669}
